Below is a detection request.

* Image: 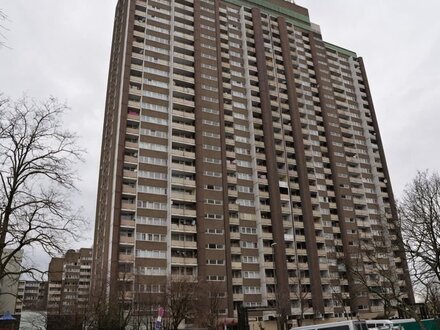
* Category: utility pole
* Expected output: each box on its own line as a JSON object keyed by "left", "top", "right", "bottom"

{"left": 271, "top": 242, "right": 283, "bottom": 330}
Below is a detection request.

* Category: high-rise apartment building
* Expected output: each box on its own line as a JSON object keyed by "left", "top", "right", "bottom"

{"left": 92, "top": 0, "right": 413, "bottom": 323}
{"left": 0, "top": 249, "right": 23, "bottom": 316}
{"left": 15, "top": 280, "right": 48, "bottom": 313}
{"left": 47, "top": 249, "right": 92, "bottom": 317}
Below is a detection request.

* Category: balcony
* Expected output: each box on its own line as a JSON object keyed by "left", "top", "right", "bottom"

{"left": 230, "top": 232, "right": 240, "bottom": 240}
{"left": 173, "top": 97, "right": 195, "bottom": 109}
{"left": 174, "top": 73, "right": 194, "bottom": 85}
{"left": 173, "top": 85, "right": 195, "bottom": 97}
{"left": 119, "top": 254, "right": 134, "bottom": 262}
{"left": 171, "top": 207, "right": 196, "bottom": 217}
{"left": 171, "top": 176, "right": 196, "bottom": 188}
{"left": 172, "top": 121, "right": 195, "bottom": 133}
{"left": 171, "top": 240, "right": 197, "bottom": 249}
{"left": 171, "top": 192, "right": 196, "bottom": 203}
{"left": 126, "top": 127, "right": 139, "bottom": 136}
{"left": 171, "top": 148, "right": 196, "bottom": 159}
{"left": 124, "top": 156, "right": 138, "bottom": 164}
{"left": 231, "top": 247, "right": 241, "bottom": 254}
{"left": 127, "top": 113, "right": 140, "bottom": 122}
{"left": 125, "top": 141, "right": 138, "bottom": 150}
{"left": 120, "top": 219, "right": 135, "bottom": 228}
{"left": 122, "top": 185, "right": 136, "bottom": 195}
{"left": 121, "top": 203, "right": 136, "bottom": 211}
{"left": 128, "top": 100, "right": 141, "bottom": 109}
{"left": 173, "top": 109, "right": 195, "bottom": 121}
{"left": 171, "top": 223, "right": 196, "bottom": 233}
{"left": 171, "top": 257, "right": 197, "bottom": 265}
{"left": 119, "top": 236, "right": 135, "bottom": 245}
{"left": 123, "top": 170, "right": 137, "bottom": 179}
{"left": 171, "top": 163, "right": 195, "bottom": 172}
{"left": 118, "top": 272, "right": 134, "bottom": 281}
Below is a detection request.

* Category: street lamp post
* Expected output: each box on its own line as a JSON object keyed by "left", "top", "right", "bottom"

{"left": 271, "top": 242, "right": 282, "bottom": 330}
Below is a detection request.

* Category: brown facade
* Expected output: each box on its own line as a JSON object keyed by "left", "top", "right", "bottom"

{"left": 92, "top": 0, "right": 414, "bottom": 323}
{"left": 15, "top": 281, "right": 48, "bottom": 313}
{"left": 47, "top": 249, "right": 92, "bottom": 316}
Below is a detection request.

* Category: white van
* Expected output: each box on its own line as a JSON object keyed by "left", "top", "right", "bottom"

{"left": 366, "top": 320, "right": 397, "bottom": 330}
{"left": 292, "top": 320, "right": 369, "bottom": 330}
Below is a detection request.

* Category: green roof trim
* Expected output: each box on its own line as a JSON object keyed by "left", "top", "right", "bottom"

{"left": 324, "top": 42, "right": 357, "bottom": 57}
{"left": 224, "top": 0, "right": 312, "bottom": 31}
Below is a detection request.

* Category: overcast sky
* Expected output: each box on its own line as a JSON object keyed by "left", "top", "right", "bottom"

{"left": 1, "top": 1, "right": 439, "bottom": 268}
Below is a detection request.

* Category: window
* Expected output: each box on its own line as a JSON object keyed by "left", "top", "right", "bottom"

{"left": 207, "top": 275, "right": 225, "bottom": 281}
{"left": 136, "top": 267, "right": 166, "bottom": 276}
{"left": 202, "top": 119, "right": 219, "bottom": 126}
{"left": 143, "top": 67, "right": 169, "bottom": 77}
{"left": 144, "top": 78, "right": 168, "bottom": 89}
{"left": 144, "top": 44, "right": 169, "bottom": 55}
{"left": 206, "top": 229, "right": 224, "bottom": 235}
{"left": 242, "top": 256, "right": 258, "bottom": 264}
{"left": 204, "top": 170, "right": 221, "bottom": 177}
{"left": 234, "top": 123, "right": 249, "bottom": 132}
{"left": 142, "top": 90, "right": 168, "bottom": 101}
{"left": 205, "top": 199, "right": 223, "bottom": 205}
{"left": 138, "top": 185, "right": 167, "bottom": 195}
{"left": 204, "top": 184, "right": 223, "bottom": 191}
{"left": 136, "top": 233, "right": 166, "bottom": 241}
{"left": 136, "top": 250, "right": 166, "bottom": 259}
{"left": 243, "top": 286, "right": 261, "bottom": 294}
{"left": 241, "top": 241, "right": 257, "bottom": 249}
{"left": 138, "top": 171, "right": 167, "bottom": 180}
{"left": 139, "top": 142, "right": 167, "bottom": 152}
{"left": 233, "top": 102, "right": 246, "bottom": 109}
{"left": 205, "top": 213, "right": 223, "bottom": 220}
{"left": 203, "top": 131, "right": 220, "bottom": 138}
{"left": 140, "top": 128, "right": 167, "bottom": 138}
{"left": 202, "top": 107, "right": 219, "bottom": 114}
{"left": 235, "top": 136, "right": 250, "bottom": 143}
{"left": 237, "top": 173, "right": 252, "bottom": 180}
{"left": 137, "top": 200, "right": 167, "bottom": 210}
{"left": 139, "top": 156, "right": 167, "bottom": 166}
{"left": 140, "top": 115, "right": 168, "bottom": 126}
{"left": 237, "top": 185, "right": 253, "bottom": 193}
{"left": 203, "top": 144, "right": 221, "bottom": 151}
{"left": 236, "top": 160, "right": 252, "bottom": 168}
{"left": 240, "top": 227, "right": 257, "bottom": 234}
{"left": 243, "top": 271, "right": 260, "bottom": 279}
{"left": 204, "top": 157, "right": 221, "bottom": 164}
{"left": 136, "top": 216, "right": 166, "bottom": 226}
{"left": 206, "top": 244, "right": 224, "bottom": 249}
{"left": 235, "top": 147, "right": 250, "bottom": 155}
{"left": 236, "top": 199, "right": 255, "bottom": 207}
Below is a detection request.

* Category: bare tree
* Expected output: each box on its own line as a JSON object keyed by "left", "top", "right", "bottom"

{"left": 0, "top": 95, "right": 85, "bottom": 282}
{"left": 164, "top": 277, "right": 197, "bottom": 330}
{"left": 82, "top": 275, "right": 135, "bottom": 330}
{"left": 422, "top": 280, "right": 440, "bottom": 318}
{"left": 399, "top": 170, "right": 440, "bottom": 288}
{"left": 329, "top": 284, "right": 350, "bottom": 321}
{"left": 196, "top": 281, "right": 224, "bottom": 330}
{"left": 349, "top": 235, "right": 421, "bottom": 323}
{"left": 289, "top": 274, "right": 311, "bottom": 327}
{"left": 130, "top": 290, "right": 165, "bottom": 330}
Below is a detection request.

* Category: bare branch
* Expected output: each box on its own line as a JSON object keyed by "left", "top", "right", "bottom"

{"left": 0, "top": 95, "right": 86, "bottom": 283}
{"left": 399, "top": 171, "right": 440, "bottom": 288}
